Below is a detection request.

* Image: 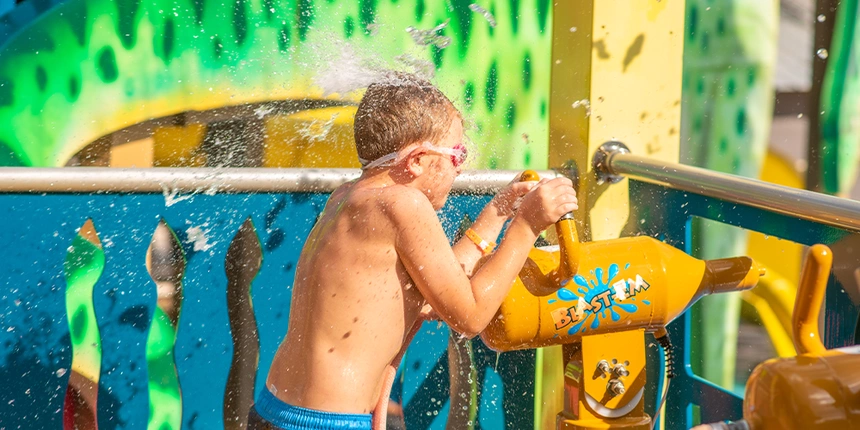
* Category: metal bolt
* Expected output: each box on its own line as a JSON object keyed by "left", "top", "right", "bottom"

{"left": 613, "top": 364, "right": 629, "bottom": 377}
{"left": 592, "top": 141, "right": 631, "bottom": 185}
{"left": 597, "top": 360, "right": 611, "bottom": 375}
{"left": 607, "top": 379, "right": 626, "bottom": 396}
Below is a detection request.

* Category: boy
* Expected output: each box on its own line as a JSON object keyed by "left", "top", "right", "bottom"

{"left": 250, "top": 74, "right": 577, "bottom": 429}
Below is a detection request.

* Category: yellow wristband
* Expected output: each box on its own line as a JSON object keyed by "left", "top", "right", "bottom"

{"left": 465, "top": 228, "right": 496, "bottom": 255}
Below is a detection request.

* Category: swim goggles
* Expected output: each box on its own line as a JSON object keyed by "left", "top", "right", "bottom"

{"left": 359, "top": 141, "right": 468, "bottom": 170}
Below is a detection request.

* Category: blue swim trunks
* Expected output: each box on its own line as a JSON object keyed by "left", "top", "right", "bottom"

{"left": 248, "top": 388, "right": 372, "bottom": 430}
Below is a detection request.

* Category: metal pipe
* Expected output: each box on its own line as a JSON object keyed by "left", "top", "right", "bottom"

{"left": 603, "top": 150, "right": 860, "bottom": 232}
{"left": 0, "top": 168, "right": 556, "bottom": 194}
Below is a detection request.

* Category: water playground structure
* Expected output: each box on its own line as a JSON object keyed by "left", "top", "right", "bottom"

{"left": 482, "top": 168, "right": 768, "bottom": 428}
{"left": 1, "top": 0, "right": 859, "bottom": 429}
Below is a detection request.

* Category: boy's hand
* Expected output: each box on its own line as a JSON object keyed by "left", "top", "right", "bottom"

{"left": 515, "top": 177, "right": 578, "bottom": 235}
{"left": 490, "top": 174, "right": 539, "bottom": 218}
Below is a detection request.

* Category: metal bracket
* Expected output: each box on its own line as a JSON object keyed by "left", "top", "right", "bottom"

{"left": 592, "top": 141, "right": 631, "bottom": 185}
{"left": 552, "top": 159, "right": 580, "bottom": 191}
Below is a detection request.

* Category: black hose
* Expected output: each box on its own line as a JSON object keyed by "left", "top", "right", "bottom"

{"left": 651, "top": 331, "right": 676, "bottom": 430}
{"left": 656, "top": 332, "right": 676, "bottom": 379}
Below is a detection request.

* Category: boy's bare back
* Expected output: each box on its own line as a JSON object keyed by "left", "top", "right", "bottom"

{"left": 266, "top": 182, "right": 429, "bottom": 413}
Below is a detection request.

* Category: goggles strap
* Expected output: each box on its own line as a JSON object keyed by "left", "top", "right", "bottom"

{"left": 359, "top": 142, "right": 464, "bottom": 170}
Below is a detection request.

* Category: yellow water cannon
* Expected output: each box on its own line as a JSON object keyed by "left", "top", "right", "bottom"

{"left": 697, "top": 245, "right": 860, "bottom": 430}
{"left": 481, "top": 171, "right": 765, "bottom": 430}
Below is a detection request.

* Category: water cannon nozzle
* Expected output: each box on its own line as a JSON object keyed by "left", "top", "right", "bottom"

{"left": 699, "top": 256, "right": 763, "bottom": 297}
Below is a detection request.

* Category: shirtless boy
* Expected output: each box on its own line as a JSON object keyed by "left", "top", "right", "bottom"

{"left": 250, "top": 73, "right": 578, "bottom": 429}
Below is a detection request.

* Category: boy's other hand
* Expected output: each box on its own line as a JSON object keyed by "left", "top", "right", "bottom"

{"left": 515, "top": 177, "right": 578, "bottom": 235}
{"left": 490, "top": 174, "right": 539, "bottom": 218}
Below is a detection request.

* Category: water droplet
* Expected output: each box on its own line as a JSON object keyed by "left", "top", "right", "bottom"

{"left": 405, "top": 20, "right": 452, "bottom": 49}
{"left": 468, "top": 4, "right": 497, "bottom": 27}
{"left": 797, "top": 113, "right": 804, "bottom": 119}
{"left": 817, "top": 14, "right": 826, "bottom": 22}
{"left": 571, "top": 99, "right": 591, "bottom": 117}
{"left": 56, "top": 368, "right": 67, "bottom": 377}
{"left": 817, "top": 48, "right": 829, "bottom": 59}
{"left": 570, "top": 27, "right": 577, "bottom": 32}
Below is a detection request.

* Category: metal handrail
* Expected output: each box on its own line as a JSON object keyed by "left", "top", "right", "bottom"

{"left": 0, "top": 168, "right": 554, "bottom": 194}
{"left": 602, "top": 149, "right": 860, "bottom": 232}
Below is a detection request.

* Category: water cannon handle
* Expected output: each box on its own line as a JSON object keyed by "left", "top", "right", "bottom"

{"left": 519, "top": 170, "right": 580, "bottom": 279}
{"left": 792, "top": 244, "right": 832, "bottom": 355}
{"left": 518, "top": 170, "right": 542, "bottom": 182}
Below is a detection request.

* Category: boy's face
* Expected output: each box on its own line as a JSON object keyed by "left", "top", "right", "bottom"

{"left": 424, "top": 116, "right": 464, "bottom": 210}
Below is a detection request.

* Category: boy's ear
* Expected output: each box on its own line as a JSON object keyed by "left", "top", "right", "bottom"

{"left": 405, "top": 150, "right": 426, "bottom": 176}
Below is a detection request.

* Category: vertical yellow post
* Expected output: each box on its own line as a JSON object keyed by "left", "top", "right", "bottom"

{"left": 549, "top": 0, "right": 685, "bottom": 241}
{"left": 537, "top": 2, "right": 686, "bottom": 428}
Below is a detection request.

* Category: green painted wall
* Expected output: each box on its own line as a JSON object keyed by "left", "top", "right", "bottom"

{"left": 0, "top": 0, "right": 552, "bottom": 169}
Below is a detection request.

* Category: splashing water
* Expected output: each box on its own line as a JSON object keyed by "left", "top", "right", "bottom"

{"left": 161, "top": 179, "right": 223, "bottom": 207}
{"left": 572, "top": 99, "right": 591, "bottom": 117}
{"left": 312, "top": 43, "right": 437, "bottom": 97}
{"left": 366, "top": 22, "right": 381, "bottom": 36}
{"left": 185, "top": 225, "right": 215, "bottom": 252}
{"left": 394, "top": 54, "right": 436, "bottom": 80}
{"left": 296, "top": 113, "right": 340, "bottom": 143}
{"left": 313, "top": 45, "right": 390, "bottom": 96}
{"left": 253, "top": 105, "right": 274, "bottom": 119}
{"left": 405, "top": 20, "right": 452, "bottom": 49}
{"left": 161, "top": 185, "right": 197, "bottom": 207}
{"left": 556, "top": 263, "right": 641, "bottom": 335}
{"left": 469, "top": 4, "right": 497, "bottom": 28}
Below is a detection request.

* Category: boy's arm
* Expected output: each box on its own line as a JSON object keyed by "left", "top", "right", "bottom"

{"left": 392, "top": 178, "right": 576, "bottom": 337}
{"left": 452, "top": 180, "right": 535, "bottom": 276}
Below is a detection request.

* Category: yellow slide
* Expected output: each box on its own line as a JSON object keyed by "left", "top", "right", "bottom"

{"left": 743, "top": 150, "right": 805, "bottom": 357}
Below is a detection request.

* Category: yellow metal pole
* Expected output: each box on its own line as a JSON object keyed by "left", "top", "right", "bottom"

{"left": 549, "top": 0, "right": 685, "bottom": 241}
{"left": 539, "top": 1, "right": 686, "bottom": 427}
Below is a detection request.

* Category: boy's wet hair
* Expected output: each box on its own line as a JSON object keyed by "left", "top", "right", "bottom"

{"left": 353, "top": 72, "right": 460, "bottom": 164}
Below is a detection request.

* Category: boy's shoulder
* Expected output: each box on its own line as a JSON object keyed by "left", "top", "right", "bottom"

{"left": 345, "top": 183, "right": 434, "bottom": 220}
{"left": 345, "top": 181, "right": 425, "bottom": 203}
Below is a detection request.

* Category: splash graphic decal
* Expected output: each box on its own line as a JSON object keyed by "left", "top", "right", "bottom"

{"left": 549, "top": 263, "right": 651, "bottom": 334}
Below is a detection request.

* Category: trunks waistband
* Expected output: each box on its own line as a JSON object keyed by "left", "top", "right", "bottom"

{"left": 254, "top": 388, "right": 372, "bottom": 430}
